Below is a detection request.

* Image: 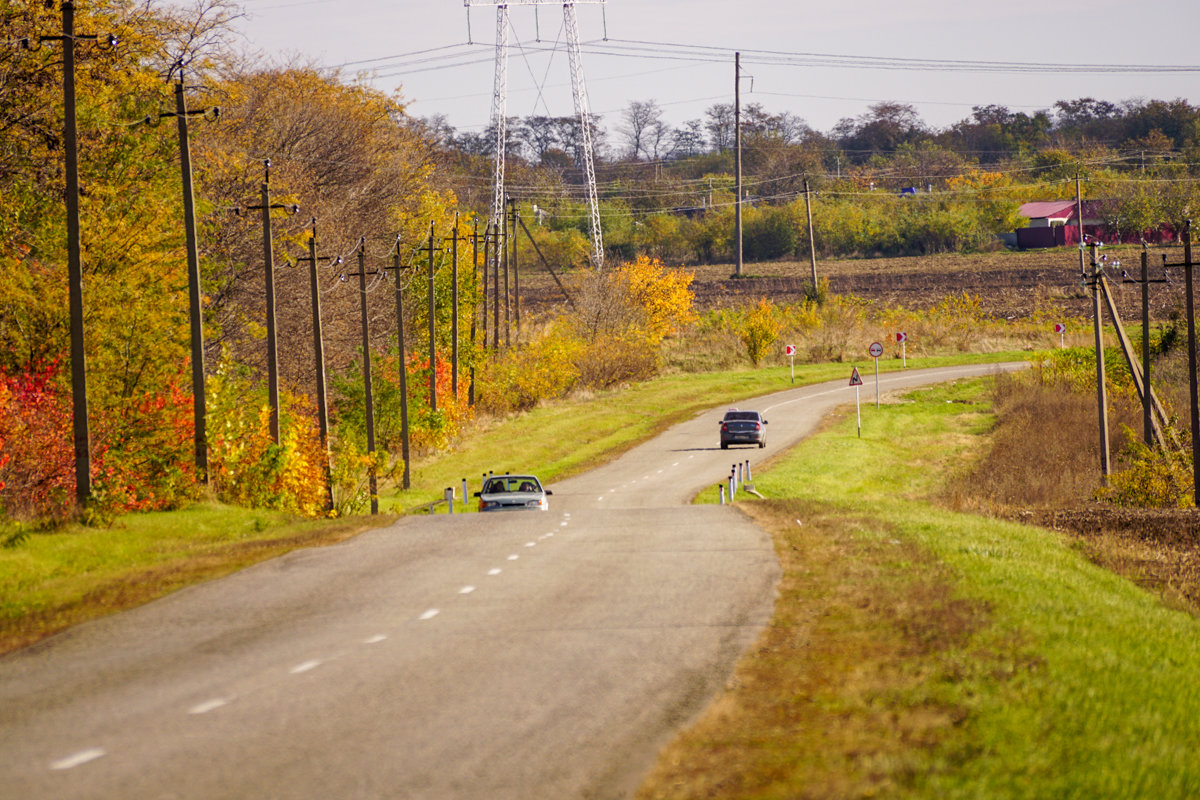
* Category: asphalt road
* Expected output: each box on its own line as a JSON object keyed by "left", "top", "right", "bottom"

{"left": 0, "top": 362, "right": 1022, "bottom": 799}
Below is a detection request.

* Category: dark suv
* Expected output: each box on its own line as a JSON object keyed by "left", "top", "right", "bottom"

{"left": 719, "top": 409, "right": 767, "bottom": 449}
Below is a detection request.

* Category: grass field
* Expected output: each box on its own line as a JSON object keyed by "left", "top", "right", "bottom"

{"left": 638, "top": 378, "right": 1200, "bottom": 799}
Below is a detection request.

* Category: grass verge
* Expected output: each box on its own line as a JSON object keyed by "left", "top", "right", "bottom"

{"left": 0, "top": 504, "right": 383, "bottom": 654}
{"left": 638, "top": 378, "right": 1200, "bottom": 799}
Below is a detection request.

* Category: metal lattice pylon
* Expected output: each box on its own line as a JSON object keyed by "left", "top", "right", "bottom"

{"left": 465, "top": 0, "right": 606, "bottom": 267}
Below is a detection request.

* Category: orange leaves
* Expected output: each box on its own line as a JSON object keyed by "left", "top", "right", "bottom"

{"left": 0, "top": 360, "right": 75, "bottom": 519}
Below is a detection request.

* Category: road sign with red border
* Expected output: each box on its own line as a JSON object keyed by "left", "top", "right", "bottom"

{"left": 849, "top": 366, "right": 863, "bottom": 386}
{"left": 896, "top": 332, "right": 907, "bottom": 343}
{"left": 1054, "top": 323, "right": 1066, "bottom": 334}
{"left": 868, "top": 341, "right": 884, "bottom": 358}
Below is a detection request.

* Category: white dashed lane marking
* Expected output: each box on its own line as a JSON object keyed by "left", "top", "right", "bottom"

{"left": 289, "top": 660, "right": 321, "bottom": 675}
{"left": 459, "top": 586, "right": 476, "bottom": 595}
{"left": 50, "top": 748, "right": 106, "bottom": 771}
{"left": 507, "top": 554, "right": 519, "bottom": 561}
{"left": 363, "top": 634, "right": 387, "bottom": 644}
{"left": 188, "top": 698, "right": 229, "bottom": 715}
{"left": 418, "top": 609, "right": 440, "bottom": 621}
{"left": 488, "top": 568, "right": 502, "bottom": 576}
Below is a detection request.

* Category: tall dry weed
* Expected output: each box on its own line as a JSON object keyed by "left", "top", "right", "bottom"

{"left": 944, "top": 369, "right": 1139, "bottom": 512}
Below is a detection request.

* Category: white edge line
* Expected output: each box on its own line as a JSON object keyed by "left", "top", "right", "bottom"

{"left": 50, "top": 748, "right": 106, "bottom": 771}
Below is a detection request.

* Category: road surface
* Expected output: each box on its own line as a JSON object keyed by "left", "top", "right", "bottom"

{"left": 0, "top": 363, "right": 1020, "bottom": 799}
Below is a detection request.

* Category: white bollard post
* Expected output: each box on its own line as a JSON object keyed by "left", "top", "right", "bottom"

{"left": 745, "top": 460, "right": 752, "bottom": 482}
{"left": 445, "top": 487, "right": 454, "bottom": 514}
{"left": 719, "top": 485, "right": 725, "bottom": 505}
{"left": 461, "top": 477, "right": 468, "bottom": 508}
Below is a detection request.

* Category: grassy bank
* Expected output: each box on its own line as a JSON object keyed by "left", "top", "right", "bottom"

{"left": 639, "top": 378, "right": 1200, "bottom": 799}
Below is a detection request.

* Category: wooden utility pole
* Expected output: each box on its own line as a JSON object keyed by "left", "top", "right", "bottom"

{"left": 353, "top": 238, "right": 378, "bottom": 514}
{"left": 386, "top": 238, "right": 411, "bottom": 490}
{"left": 427, "top": 223, "right": 438, "bottom": 415}
{"left": 1075, "top": 174, "right": 1086, "bottom": 271}
{"left": 303, "top": 220, "right": 333, "bottom": 511}
{"left": 481, "top": 223, "right": 490, "bottom": 350}
{"left": 511, "top": 200, "right": 520, "bottom": 339}
{"left": 1185, "top": 222, "right": 1200, "bottom": 505}
{"left": 733, "top": 51, "right": 743, "bottom": 277}
{"left": 60, "top": 1, "right": 91, "bottom": 505}
{"left": 1088, "top": 242, "right": 1111, "bottom": 480}
{"left": 451, "top": 216, "right": 460, "bottom": 398}
{"left": 469, "top": 219, "right": 479, "bottom": 407}
{"left": 36, "top": 4, "right": 117, "bottom": 505}
{"left": 260, "top": 164, "right": 281, "bottom": 444}
{"left": 503, "top": 201, "right": 512, "bottom": 348}
{"left": 804, "top": 178, "right": 818, "bottom": 290}
{"left": 493, "top": 219, "right": 502, "bottom": 351}
{"left": 170, "top": 76, "right": 211, "bottom": 483}
{"left": 1141, "top": 244, "right": 1152, "bottom": 446}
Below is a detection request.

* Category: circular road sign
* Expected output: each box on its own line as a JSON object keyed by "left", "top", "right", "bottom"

{"left": 868, "top": 341, "right": 884, "bottom": 358}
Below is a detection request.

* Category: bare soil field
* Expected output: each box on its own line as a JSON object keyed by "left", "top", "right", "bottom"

{"left": 521, "top": 247, "right": 1188, "bottom": 323}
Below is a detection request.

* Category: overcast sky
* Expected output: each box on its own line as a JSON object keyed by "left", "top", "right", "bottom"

{"left": 232, "top": 0, "right": 1200, "bottom": 137}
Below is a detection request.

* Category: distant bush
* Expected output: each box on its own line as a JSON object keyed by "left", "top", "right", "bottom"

{"left": 742, "top": 207, "right": 798, "bottom": 261}
{"left": 740, "top": 298, "right": 784, "bottom": 365}
{"left": 1099, "top": 432, "right": 1194, "bottom": 508}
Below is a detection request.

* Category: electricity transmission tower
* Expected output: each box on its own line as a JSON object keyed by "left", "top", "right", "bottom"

{"left": 465, "top": 0, "right": 606, "bottom": 268}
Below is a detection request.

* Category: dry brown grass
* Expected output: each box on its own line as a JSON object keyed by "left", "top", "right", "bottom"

{"left": 941, "top": 367, "right": 1200, "bottom": 620}
{"left": 636, "top": 500, "right": 996, "bottom": 800}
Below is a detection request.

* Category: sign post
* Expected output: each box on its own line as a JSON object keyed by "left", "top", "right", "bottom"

{"left": 868, "top": 341, "right": 883, "bottom": 408}
{"left": 850, "top": 366, "right": 863, "bottom": 437}
{"left": 784, "top": 344, "right": 796, "bottom": 383}
{"left": 896, "top": 331, "right": 907, "bottom": 367}
{"left": 1054, "top": 322, "right": 1066, "bottom": 349}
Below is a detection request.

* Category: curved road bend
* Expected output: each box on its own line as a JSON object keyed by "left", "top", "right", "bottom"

{"left": 0, "top": 362, "right": 1022, "bottom": 799}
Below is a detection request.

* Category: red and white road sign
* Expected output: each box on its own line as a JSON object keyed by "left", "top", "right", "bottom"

{"left": 849, "top": 366, "right": 863, "bottom": 386}
{"left": 784, "top": 344, "right": 796, "bottom": 356}
{"left": 1054, "top": 323, "right": 1066, "bottom": 334}
{"left": 868, "top": 341, "right": 884, "bottom": 358}
{"left": 896, "top": 332, "right": 907, "bottom": 343}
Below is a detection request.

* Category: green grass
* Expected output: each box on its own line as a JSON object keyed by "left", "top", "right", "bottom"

{"left": 385, "top": 352, "right": 1023, "bottom": 512}
{"left": 640, "top": 378, "right": 1200, "bottom": 799}
{"left": 0, "top": 504, "right": 381, "bottom": 653}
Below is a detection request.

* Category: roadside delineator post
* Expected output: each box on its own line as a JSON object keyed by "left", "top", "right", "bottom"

{"left": 719, "top": 485, "right": 725, "bottom": 505}
{"left": 445, "top": 487, "right": 455, "bottom": 514}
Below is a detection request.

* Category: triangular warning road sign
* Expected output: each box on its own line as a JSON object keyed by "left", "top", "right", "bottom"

{"left": 849, "top": 366, "right": 863, "bottom": 386}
